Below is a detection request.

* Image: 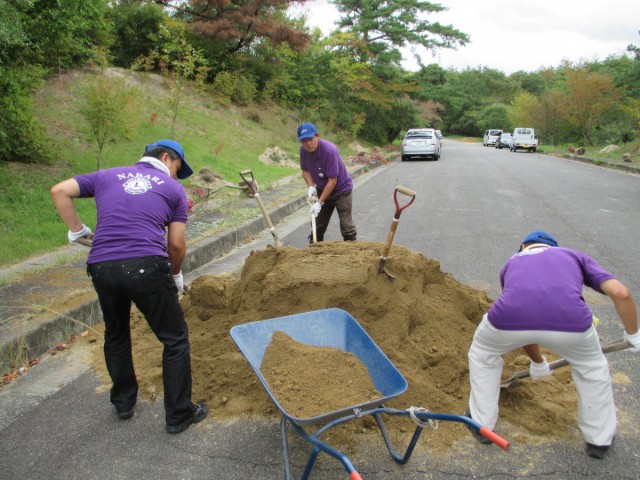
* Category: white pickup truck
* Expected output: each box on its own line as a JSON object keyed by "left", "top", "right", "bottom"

{"left": 510, "top": 128, "right": 538, "bottom": 152}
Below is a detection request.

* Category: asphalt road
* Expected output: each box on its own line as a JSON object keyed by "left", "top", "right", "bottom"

{"left": 1, "top": 139, "right": 639, "bottom": 479}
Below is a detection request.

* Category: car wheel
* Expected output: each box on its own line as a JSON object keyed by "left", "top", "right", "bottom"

{"left": 401, "top": 155, "right": 407, "bottom": 161}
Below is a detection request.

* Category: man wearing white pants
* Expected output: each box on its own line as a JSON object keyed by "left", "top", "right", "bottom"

{"left": 467, "top": 231, "right": 640, "bottom": 459}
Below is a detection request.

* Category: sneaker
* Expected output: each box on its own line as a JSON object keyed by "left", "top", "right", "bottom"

{"left": 586, "top": 442, "right": 610, "bottom": 459}
{"left": 463, "top": 409, "right": 492, "bottom": 445}
{"left": 166, "top": 402, "right": 208, "bottom": 434}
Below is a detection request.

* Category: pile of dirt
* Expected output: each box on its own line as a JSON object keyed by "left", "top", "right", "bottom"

{"left": 258, "top": 146, "right": 298, "bottom": 168}
{"left": 190, "top": 166, "right": 235, "bottom": 191}
{"left": 86, "top": 241, "right": 582, "bottom": 449}
{"left": 261, "top": 331, "right": 381, "bottom": 419}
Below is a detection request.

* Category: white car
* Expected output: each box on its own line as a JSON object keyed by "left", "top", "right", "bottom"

{"left": 401, "top": 128, "right": 441, "bottom": 161}
{"left": 483, "top": 129, "right": 503, "bottom": 147}
{"left": 511, "top": 127, "right": 538, "bottom": 152}
{"left": 495, "top": 133, "right": 512, "bottom": 149}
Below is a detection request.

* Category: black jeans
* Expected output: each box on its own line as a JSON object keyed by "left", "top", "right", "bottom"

{"left": 87, "top": 256, "right": 194, "bottom": 425}
{"left": 313, "top": 189, "right": 357, "bottom": 242}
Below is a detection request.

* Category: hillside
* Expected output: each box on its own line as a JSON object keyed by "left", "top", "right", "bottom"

{"left": 1, "top": 68, "right": 370, "bottom": 268}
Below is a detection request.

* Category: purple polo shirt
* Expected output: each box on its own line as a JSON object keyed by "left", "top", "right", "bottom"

{"left": 300, "top": 139, "right": 353, "bottom": 195}
{"left": 74, "top": 162, "right": 189, "bottom": 264}
{"left": 488, "top": 246, "right": 615, "bottom": 332}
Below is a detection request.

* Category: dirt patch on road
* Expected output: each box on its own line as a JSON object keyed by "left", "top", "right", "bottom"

{"left": 85, "top": 241, "right": 581, "bottom": 450}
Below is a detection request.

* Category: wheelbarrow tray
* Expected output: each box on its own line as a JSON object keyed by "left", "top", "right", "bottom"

{"left": 230, "top": 308, "right": 408, "bottom": 427}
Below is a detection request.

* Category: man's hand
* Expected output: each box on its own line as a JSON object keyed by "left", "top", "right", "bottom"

{"left": 307, "top": 186, "right": 317, "bottom": 198}
{"left": 529, "top": 356, "right": 553, "bottom": 380}
{"left": 173, "top": 271, "right": 184, "bottom": 293}
{"left": 67, "top": 224, "right": 92, "bottom": 244}
{"left": 310, "top": 201, "right": 322, "bottom": 217}
{"left": 624, "top": 330, "right": 640, "bottom": 353}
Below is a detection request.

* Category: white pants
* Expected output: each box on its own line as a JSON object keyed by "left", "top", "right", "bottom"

{"left": 468, "top": 314, "right": 616, "bottom": 446}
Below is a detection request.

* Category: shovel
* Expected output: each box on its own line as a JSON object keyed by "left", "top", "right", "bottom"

{"left": 378, "top": 186, "right": 416, "bottom": 280}
{"left": 239, "top": 169, "right": 282, "bottom": 247}
{"left": 500, "top": 339, "right": 632, "bottom": 388}
{"left": 306, "top": 195, "right": 318, "bottom": 243}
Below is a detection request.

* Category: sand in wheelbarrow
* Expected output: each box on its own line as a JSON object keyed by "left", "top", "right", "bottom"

{"left": 85, "top": 241, "right": 583, "bottom": 450}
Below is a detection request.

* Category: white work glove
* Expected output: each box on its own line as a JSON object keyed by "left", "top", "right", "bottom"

{"left": 529, "top": 356, "right": 553, "bottom": 380}
{"left": 307, "top": 186, "right": 317, "bottom": 198}
{"left": 624, "top": 330, "right": 640, "bottom": 353}
{"left": 173, "top": 271, "right": 184, "bottom": 293}
{"left": 310, "top": 201, "right": 322, "bottom": 217}
{"left": 67, "top": 224, "right": 92, "bottom": 244}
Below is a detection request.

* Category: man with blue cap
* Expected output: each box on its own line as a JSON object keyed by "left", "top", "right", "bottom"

{"left": 297, "top": 122, "right": 357, "bottom": 242}
{"left": 50, "top": 139, "right": 207, "bottom": 434}
{"left": 465, "top": 231, "right": 639, "bottom": 459}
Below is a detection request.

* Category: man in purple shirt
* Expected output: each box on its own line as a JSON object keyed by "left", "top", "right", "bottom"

{"left": 298, "top": 122, "right": 357, "bottom": 242}
{"left": 466, "top": 231, "right": 639, "bottom": 458}
{"left": 50, "top": 140, "right": 207, "bottom": 434}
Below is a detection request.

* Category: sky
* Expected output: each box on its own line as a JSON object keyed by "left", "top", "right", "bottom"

{"left": 290, "top": 0, "right": 640, "bottom": 74}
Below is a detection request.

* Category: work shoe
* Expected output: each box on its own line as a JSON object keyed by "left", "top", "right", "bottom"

{"left": 166, "top": 402, "right": 208, "bottom": 434}
{"left": 463, "top": 409, "right": 492, "bottom": 445}
{"left": 586, "top": 442, "right": 611, "bottom": 459}
{"left": 117, "top": 408, "right": 134, "bottom": 420}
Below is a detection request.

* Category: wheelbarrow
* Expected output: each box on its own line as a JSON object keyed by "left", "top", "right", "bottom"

{"left": 230, "top": 308, "right": 509, "bottom": 480}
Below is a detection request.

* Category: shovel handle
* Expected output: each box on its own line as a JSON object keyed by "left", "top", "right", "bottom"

{"left": 76, "top": 235, "right": 94, "bottom": 248}
{"left": 239, "top": 169, "right": 258, "bottom": 195}
{"left": 501, "top": 339, "right": 631, "bottom": 387}
{"left": 393, "top": 186, "right": 416, "bottom": 219}
{"left": 306, "top": 196, "right": 318, "bottom": 243}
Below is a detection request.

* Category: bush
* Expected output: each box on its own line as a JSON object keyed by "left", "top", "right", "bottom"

{"left": 0, "top": 67, "right": 51, "bottom": 164}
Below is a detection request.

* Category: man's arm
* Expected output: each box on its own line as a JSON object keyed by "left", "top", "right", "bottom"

{"left": 522, "top": 344, "right": 544, "bottom": 363}
{"left": 318, "top": 177, "right": 337, "bottom": 203}
{"left": 600, "top": 279, "right": 638, "bottom": 335}
{"left": 167, "top": 221, "right": 187, "bottom": 275}
{"left": 50, "top": 179, "right": 84, "bottom": 232}
{"left": 302, "top": 170, "right": 314, "bottom": 188}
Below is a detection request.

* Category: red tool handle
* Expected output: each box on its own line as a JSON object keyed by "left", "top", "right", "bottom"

{"left": 393, "top": 186, "right": 416, "bottom": 219}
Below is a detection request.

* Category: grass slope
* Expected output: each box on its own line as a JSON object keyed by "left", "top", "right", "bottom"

{"left": 0, "top": 68, "right": 362, "bottom": 267}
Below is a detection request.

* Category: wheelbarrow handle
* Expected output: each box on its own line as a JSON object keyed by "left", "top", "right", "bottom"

{"left": 393, "top": 186, "right": 416, "bottom": 219}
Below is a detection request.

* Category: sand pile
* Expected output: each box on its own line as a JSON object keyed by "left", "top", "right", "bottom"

{"left": 88, "top": 241, "right": 582, "bottom": 448}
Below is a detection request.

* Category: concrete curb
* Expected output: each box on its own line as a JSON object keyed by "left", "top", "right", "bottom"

{"left": 0, "top": 162, "right": 380, "bottom": 375}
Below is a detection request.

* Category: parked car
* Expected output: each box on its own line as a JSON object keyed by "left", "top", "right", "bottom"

{"left": 401, "top": 128, "right": 441, "bottom": 161}
{"left": 483, "top": 129, "right": 503, "bottom": 146}
{"left": 511, "top": 127, "right": 538, "bottom": 152}
{"left": 495, "top": 132, "right": 512, "bottom": 149}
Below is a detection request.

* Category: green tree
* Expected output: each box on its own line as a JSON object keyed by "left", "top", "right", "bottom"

{"left": 79, "top": 59, "right": 136, "bottom": 170}
{"left": 134, "top": 17, "right": 210, "bottom": 138}
{"left": 0, "top": 0, "right": 49, "bottom": 163}
{"left": 508, "top": 91, "right": 539, "bottom": 130}
{"left": 534, "top": 90, "right": 566, "bottom": 145}
{"left": 108, "top": 0, "right": 165, "bottom": 67}
{"left": 477, "top": 104, "right": 509, "bottom": 132}
{"left": 333, "top": 0, "right": 469, "bottom": 65}
{"left": 21, "top": 0, "right": 112, "bottom": 72}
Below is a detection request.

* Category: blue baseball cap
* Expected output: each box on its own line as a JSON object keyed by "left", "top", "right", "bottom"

{"left": 297, "top": 122, "right": 317, "bottom": 141}
{"left": 145, "top": 139, "right": 193, "bottom": 179}
{"left": 522, "top": 231, "right": 558, "bottom": 247}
